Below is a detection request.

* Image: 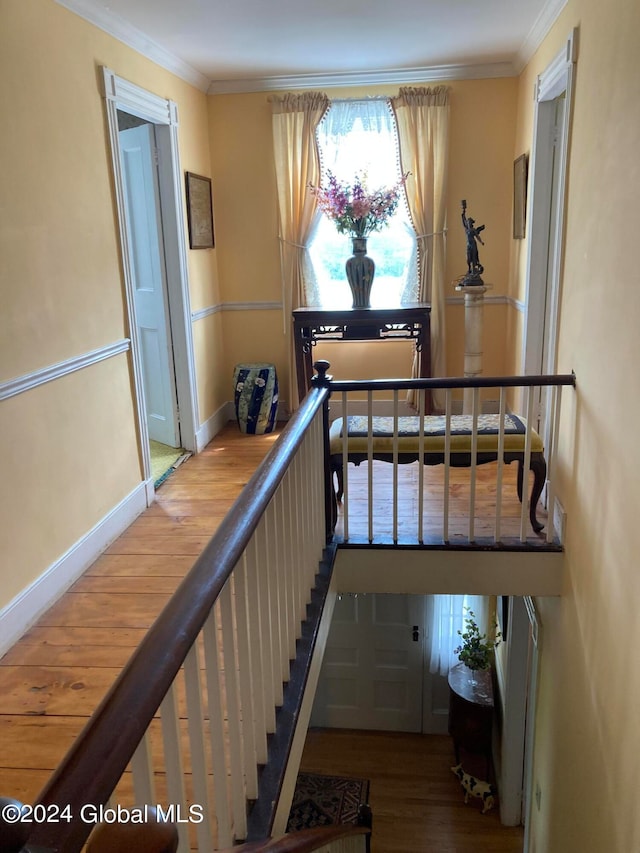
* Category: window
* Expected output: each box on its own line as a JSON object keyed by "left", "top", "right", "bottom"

{"left": 306, "top": 99, "right": 418, "bottom": 308}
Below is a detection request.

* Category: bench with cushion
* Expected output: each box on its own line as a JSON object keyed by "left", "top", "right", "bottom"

{"left": 329, "top": 413, "right": 546, "bottom": 533}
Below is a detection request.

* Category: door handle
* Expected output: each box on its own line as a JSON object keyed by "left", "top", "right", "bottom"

{"left": 412, "top": 625, "right": 420, "bottom": 642}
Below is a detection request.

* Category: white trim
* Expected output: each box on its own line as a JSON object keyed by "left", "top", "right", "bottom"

{"left": 0, "top": 482, "right": 147, "bottom": 656}
{"left": 0, "top": 339, "right": 130, "bottom": 402}
{"left": 508, "top": 296, "right": 526, "bottom": 313}
{"left": 190, "top": 301, "right": 283, "bottom": 322}
{"left": 515, "top": 0, "right": 569, "bottom": 73}
{"left": 221, "top": 301, "right": 283, "bottom": 312}
{"left": 102, "top": 68, "right": 199, "bottom": 459}
{"left": 522, "top": 595, "right": 541, "bottom": 853}
{"left": 55, "top": 0, "right": 564, "bottom": 96}
{"left": 271, "top": 575, "right": 338, "bottom": 835}
{"left": 446, "top": 294, "right": 509, "bottom": 306}
{"left": 55, "top": 0, "right": 210, "bottom": 92}
{"left": 195, "top": 401, "right": 235, "bottom": 452}
{"left": 208, "top": 61, "right": 516, "bottom": 95}
{"left": 522, "top": 31, "right": 577, "bottom": 381}
{"left": 191, "top": 305, "right": 222, "bottom": 322}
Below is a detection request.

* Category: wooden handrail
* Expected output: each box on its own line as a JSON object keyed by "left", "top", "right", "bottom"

{"left": 25, "top": 384, "right": 330, "bottom": 853}
{"left": 324, "top": 371, "right": 576, "bottom": 393}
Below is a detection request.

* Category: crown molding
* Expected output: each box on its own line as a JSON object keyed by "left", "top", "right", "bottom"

{"left": 206, "top": 60, "right": 516, "bottom": 95}
{"left": 514, "top": 0, "right": 569, "bottom": 73}
{"left": 55, "top": 0, "right": 565, "bottom": 97}
{"left": 54, "top": 0, "right": 210, "bottom": 92}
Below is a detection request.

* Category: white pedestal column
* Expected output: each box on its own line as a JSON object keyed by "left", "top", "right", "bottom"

{"left": 455, "top": 284, "right": 489, "bottom": 414}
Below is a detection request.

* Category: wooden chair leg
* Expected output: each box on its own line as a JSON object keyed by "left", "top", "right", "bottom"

{"left": 529, "top": 456, "right": 547, "bottom": 533}
{"left": 516, "top": 457, "right": 546, "bottom": 533}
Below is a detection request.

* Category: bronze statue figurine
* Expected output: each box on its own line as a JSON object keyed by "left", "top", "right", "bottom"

{"left": 461, "top": 199, "right": 485, "bottom": 284}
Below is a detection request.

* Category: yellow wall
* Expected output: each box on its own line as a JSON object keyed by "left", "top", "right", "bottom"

{"left": 513, "top": 0, "right": 640, "bottom": 849}
{"left": 208, "top": 78, "right": 517, "bottom": 404}
{"left": 7, "top": 5, "right": 640, "bottom": 848}
{"left": 0, "top": 0, "right": 219, "bottom": 612}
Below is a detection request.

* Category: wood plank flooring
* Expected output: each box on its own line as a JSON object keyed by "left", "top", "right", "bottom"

{"left": 1, "top": 421, "right": 526, "bottom": 851}
{"left": 336, "top": 459, "right": 549, "bottom": 545}
{"left": 299, "top": 728, "right": 524, "bottom": 852}
{"left": 0, "top": 425, "right": 281, "bottom": 809}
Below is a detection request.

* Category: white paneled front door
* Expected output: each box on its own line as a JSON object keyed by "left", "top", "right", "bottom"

{"left": 311, "top": 593, "right": 426, "bottom": 732}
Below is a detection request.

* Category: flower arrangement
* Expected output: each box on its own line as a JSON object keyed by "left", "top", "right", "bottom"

{"left": 454, "top": 608, "right": 502, "bottom": 671}
{"left": 309, "top": 170, "right": 408, "bottom": 238}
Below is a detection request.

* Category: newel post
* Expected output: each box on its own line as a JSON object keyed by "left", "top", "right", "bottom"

{"left": 311, "top": 360, "right": 335, "bottom": 541}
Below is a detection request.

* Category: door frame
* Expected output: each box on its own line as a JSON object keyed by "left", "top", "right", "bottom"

{"left": 102, "top": 68, "right": 199, "bottom": 500}
{"left": 521, "top": 29, "right": 578, "bottom": 441}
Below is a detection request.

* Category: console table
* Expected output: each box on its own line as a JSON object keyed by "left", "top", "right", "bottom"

{"left": 448, "top": 662, "right": 494, "bottom": 774}
{"left": 292, "top": 304, "right": 431, "bottom": 403}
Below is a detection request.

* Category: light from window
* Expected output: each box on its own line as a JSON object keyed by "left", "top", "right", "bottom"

{"left": 307, "top": 99, "right": 418, "bottom": 308}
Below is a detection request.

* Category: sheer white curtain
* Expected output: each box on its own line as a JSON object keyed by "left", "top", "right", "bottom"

{"left": 308, "top": 98, "right": 418, "bottom": 307}
{"left": 428, "top": 594, "right": 488, "bottom": 677}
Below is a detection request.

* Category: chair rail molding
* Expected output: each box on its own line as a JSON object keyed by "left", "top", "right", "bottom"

{"left": 0, "top": 339, "right": 130, "bottom": 402}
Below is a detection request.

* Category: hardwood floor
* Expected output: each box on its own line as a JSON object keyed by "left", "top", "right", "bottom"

{"left": 336, "top": 459, "right": 549, "bottom": 545}
{"left": 299, "top": 728, "right": 524, "bottom": 853}
{"left": 1, "top": 422, "right": 526, "bottom": 851}
{"left": 0, "top": 425, "right": 282, "bottom": 808}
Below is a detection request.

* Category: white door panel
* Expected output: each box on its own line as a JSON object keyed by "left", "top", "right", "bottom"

{"left": 312, "top": 594, "right": 424, "bottom": 732}
{"left": 120, "top": 124, "right": 180, "bottom": 448}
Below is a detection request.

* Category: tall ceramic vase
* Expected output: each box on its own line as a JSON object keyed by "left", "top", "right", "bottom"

{"left": 345, "top": 236, "right": 375, "bottom": 309}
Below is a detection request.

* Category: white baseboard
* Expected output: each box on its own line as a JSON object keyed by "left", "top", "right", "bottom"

{"left": 0, "top": 482, "right": 147, "bottom": 656}
{"left": 195, "top": 401, "right": 235, "bottom": 452}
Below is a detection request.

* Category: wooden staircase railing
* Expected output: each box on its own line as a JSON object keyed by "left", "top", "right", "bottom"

{"left": 1, "top": 378, "right": 334, "bottom": 853}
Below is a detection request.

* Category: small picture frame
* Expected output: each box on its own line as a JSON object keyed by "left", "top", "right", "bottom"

{"left": 513, "top": 154, "right": 528, "bottom": 239}
{"left": 185, "top": 171, "right": 214, "bottom": 249}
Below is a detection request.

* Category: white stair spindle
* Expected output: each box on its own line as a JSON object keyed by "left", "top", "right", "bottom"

{"left": 183, "top": 644, "right": 214, "bottom": 853}
{"left": 160, "top": 684, "right": 190, "bottom": 853}
{"left": 494, "top": 387, "right": 506, "bottom": 543}
{"left": 219, "top": 581, "right": 248, "bottom": 840}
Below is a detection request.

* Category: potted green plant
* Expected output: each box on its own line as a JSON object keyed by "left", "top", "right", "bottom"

{"left": 455, "top": 608, "right": 502, "bottom": 672}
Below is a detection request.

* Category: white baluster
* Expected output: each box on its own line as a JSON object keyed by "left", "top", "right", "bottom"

{"left": 160, "top": 685, "right": 190, "bottom": 853}
{"left": 233, "top": 553, "right": 258, "bottom": 801}
{"left": 131, "top": 731, "right": 156, "bottom": 807}
{"left": 469, "top": 387, "right": 479, "bottom": 542}
{"left": 443, "top": 390, "right": 452, "bottom": 544}
{"left": 520, "top": 385, "right": 536, "bottom": 542}
{"left": 494, "top": 387, "right": 506, "bottom": 543}
{"left": 392, "top": 390, "right": 399, "bottom": 543}
{"left": 220, "top": 581, "right": 247, "bottom": 840}
{"left": 183, "top": 644, "right": 214, "bottom": 852}
{"left": 201, "top": 607, "right": 231, "bottom": 849}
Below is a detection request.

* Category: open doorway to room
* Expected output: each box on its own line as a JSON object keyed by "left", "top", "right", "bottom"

{"left": 102, "top": 68, "right": 198, "bottom": 499}
{"left": 522, "top": 31, "right": 577, "bottom": 467}
{"left": 117, "top": 112, "right": 189, "bottom": 486}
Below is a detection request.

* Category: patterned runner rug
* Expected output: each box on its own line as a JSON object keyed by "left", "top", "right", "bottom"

{"left": 286, "top": 772, "right": 370, "bottom": 832}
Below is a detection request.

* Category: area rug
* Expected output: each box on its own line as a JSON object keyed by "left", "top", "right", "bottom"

{"left": 286, "top": 772, "right": 370, "bottom": 832}
{"left": 150, "top": 440, "right": 189, "bottom": 488}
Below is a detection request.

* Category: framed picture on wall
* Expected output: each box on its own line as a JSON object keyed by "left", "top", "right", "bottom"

{"left": 185, "top": 171, "right": 214, "bottom": 249}
{"left": 513, "top": 154, "right": 528, "bottom": 239}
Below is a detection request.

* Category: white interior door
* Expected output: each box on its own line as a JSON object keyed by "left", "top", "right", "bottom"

{"left": 311, "top": 593, "right": 425, "bottom": 732}
{"left": 119, "top": 123, "right": 180, "bottom": 448}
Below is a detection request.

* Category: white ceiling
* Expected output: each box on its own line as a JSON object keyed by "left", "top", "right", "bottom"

{"left": 57, "top": 0, "right": 566, "bottom": 93}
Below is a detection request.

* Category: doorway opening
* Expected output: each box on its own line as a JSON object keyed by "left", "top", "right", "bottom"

{"left": 102, "top": 68, "right": 198, "bottom": 500}
{"left": 522, "top": 31, "right": 577, "bottom": 464}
